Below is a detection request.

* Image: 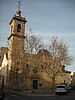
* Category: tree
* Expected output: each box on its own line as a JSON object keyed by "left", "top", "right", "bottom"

{"left": 25, "top": 33, "right": 44, "bottom": 54}
{"left": 24, "top": 30, "right": 44, "bottom": 90}
{"left": 49, "top": 36, "right": 72, "bottom": 65}
{"left": 41, "top": 36, "right": 73, "bottom": 93}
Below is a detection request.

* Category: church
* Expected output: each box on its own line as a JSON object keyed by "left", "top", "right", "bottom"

{"left": 0, "top": 8, "right": 71, "bottom": 92}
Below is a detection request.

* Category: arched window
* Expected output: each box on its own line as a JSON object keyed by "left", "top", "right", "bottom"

{"left": 17, "top": 24, "right": 21, "bottom": 32}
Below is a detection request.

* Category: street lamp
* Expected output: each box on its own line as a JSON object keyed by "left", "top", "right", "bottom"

{"left": 15, "top": 68, "right": 19, "bottom": 93}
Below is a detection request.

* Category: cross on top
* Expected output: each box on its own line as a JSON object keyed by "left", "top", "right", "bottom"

{"left": 18, "top": 1, "right": 21, "bottom": 10}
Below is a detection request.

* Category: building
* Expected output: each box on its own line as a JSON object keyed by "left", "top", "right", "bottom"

{"left": 0, "top": 54, "right": 8, "bottom": 88}
{"left": 0, "top": 47, "right": 8, "bottom": 67}
{"left": 0, "top": 47, "right": 8, "bottom": 89}
{"left": 0, "top": 8, "right": 72, "bottom": 91}
{"left": 71, "top": 72, "right": 75, "bottom": 86}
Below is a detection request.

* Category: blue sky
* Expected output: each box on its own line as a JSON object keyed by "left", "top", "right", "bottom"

{"left": 0, "top": 0, "right": 75, "bottom": 71}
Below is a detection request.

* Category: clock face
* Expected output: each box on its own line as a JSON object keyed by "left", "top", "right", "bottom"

{"left": 17, "top": 24, "right": 21, "bottom": 32}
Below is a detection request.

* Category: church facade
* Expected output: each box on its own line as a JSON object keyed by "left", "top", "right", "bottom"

{"left": 0, "top": 9, "right": 71, "bottom": 91}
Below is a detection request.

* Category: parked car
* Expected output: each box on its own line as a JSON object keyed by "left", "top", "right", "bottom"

{"left": 55, "top": 85, "right": 67, "bottom": 95}
{"left": 66, "top": 84, "right": 72, "bottom": 93}
{"left": 0, "top": 89, "right": 5, "bottom": 100}
{"left": 72, "top": 85, "right": 75, "bottom": 90}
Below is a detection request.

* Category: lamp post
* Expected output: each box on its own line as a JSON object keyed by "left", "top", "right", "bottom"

{"left": 12, "top": 61, "right": 19, "bottom": 92}
{"left": 15, "top": 68, "right": 19, "bottom": 93}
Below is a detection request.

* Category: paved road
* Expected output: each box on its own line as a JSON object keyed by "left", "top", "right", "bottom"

{"left": 5, "top": 90, "right": 75, "bottom": 100}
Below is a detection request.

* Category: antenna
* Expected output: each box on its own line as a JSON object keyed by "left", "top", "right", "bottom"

{"left": 18, "top": 1, "right": 21, "bottom": 10}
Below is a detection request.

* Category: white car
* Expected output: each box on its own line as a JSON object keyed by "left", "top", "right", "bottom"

{"left": 55, "top": 85, "right": 67, "bottom": 95}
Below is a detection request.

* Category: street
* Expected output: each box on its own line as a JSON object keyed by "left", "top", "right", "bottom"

{"left": 5, "top": 90, "right": 75, "bottom": 100}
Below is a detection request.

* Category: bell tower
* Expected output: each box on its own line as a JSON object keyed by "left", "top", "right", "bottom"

{"left": 8, "top": 7, "right": 27, "bottom": 89}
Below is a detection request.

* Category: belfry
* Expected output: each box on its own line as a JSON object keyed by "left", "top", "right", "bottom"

{"left": 8, "top": 4, "right": 27, "bottom": 89}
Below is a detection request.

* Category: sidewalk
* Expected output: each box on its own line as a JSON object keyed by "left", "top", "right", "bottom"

{"left": 23, "top": 93, "right": 55, "bottom": 96}
{"left": 6, "top": 90, "right": 55, "bottom": 96}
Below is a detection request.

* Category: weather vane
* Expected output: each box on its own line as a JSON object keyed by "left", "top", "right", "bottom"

{"left": 18, "top": 1, "right": 21, "bottom": 10}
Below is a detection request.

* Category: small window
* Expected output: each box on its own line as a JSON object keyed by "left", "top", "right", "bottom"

{"left": 33, "top": 80, "right": 38, "bottom": 89}
{"left": 26, "top": 63, "right": 29, "bottom": 68}
{"left": 17, "top": 24, "right": 21, "bottom": 32}
{"left": 6, "top": 53, "right": 8, "bottom": 59}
